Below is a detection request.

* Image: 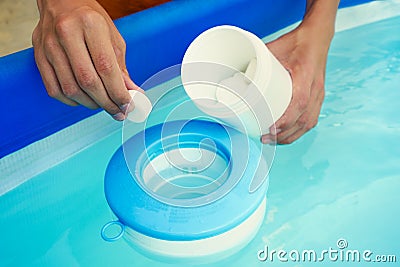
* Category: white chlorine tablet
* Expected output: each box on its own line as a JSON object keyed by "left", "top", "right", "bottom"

{"left": 215, "top": 72, "right": 249, "bottom": 106}
{"left": 214, "top": 58, "right": 257, "bottom": 106}
{"left": 244, "top": 58, "right": 257, "bottom": 80}
{"left": 126, "top": 90, "right": 152, "bottom": 123}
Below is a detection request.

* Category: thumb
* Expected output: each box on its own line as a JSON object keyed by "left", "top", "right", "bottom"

{"left": 122, "top": 71, "right": 144, "bottom": 93}
{"left": 112, "top": 38, "right": 143, "bottom": 92}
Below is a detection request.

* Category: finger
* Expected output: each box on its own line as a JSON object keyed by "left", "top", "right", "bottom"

{"left": 44, "top": 39, "right": 100, "bottom": 109}
{"left": 279, "top": 104, "right": 318, "bottom": 144}
{"left": 83, "top": 16, "right": 133, "bottom": 109}
{"left": 111, "top": 33, "right": 127, "bottom": 75}
{"left": 261, "top": 133, "right": 277, "bottom": 145}
{"left": 262, "top": 119, "right": 302, "bottom": 144}
{"left": 34, "top": 45, "right": 79, "bottom": 106}
{"left": 110, "top": 32, "right": 143, "bottom": 113}
{"left": 270, "top": 66, "right": 313, "bottom": 134}
{"left": 111, "top": 36, "right": 142, "bottom": 93}
{"left": 56, "top": 20, "right": 124, "bottom": 119}
{"left": 277, "top": 123, "right": 302, "bottom": 143}
{"left": 279, "top": 127, "right": 307, "bottom": 144}
{"left": 262, "top": 116, "right": 304, "bottom": 144}
{"left": 123, "top": 71, "right": 143, "bottom": 92}
{"left": 278, "top": 82, "right": 324, "bottom": 144}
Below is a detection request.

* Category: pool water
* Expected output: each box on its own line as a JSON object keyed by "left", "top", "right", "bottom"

{"left": 1, "top": 12, "right": 400, "bottom": 267}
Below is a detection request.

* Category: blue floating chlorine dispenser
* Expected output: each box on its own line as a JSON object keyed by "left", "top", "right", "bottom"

{"left": 102, "top": 25, "right": 292, "bottom": 263}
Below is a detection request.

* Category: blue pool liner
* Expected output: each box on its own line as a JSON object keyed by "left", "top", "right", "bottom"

{"left": 0, "top": 0, "right": 373, "bottom": 158}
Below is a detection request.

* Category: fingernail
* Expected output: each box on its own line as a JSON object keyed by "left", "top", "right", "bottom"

{"left": 270, "top": 127, "right": 281, "bottom": 135}
{"left": 112, "top": 112, "right": 125, "bottom": 121}
{"left": 261, "top": 136, "right": 272, "bottom": 144}
{"left": 120, "top": 102, "right": 134, "bottom": 114}
{"left": 261, "top": 135, "right": 278, "bottom": 145}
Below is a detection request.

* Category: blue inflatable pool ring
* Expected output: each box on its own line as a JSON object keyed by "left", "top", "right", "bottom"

{"left": 103, "top": 119, "right": 269, "bottom": 262}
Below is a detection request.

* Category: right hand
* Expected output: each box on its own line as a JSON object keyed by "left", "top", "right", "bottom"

{"left": 32, "top": 0, "right": 141, "bottom": 120}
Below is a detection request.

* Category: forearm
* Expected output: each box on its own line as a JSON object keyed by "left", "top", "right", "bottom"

{"left": 95, "top": 0, "right": 170, "bottom": 19}
{"left": 36, "top": 0, "right": 47, "bottom": 15}
{"left": 302, "top": 0, "right": 340, "bottom": 47}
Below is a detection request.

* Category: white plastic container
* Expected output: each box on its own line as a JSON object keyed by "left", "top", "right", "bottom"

{"left": 181, "top": 25, "right": 292, "bottom": 138}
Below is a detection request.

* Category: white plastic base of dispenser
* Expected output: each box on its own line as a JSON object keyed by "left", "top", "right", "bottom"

{"left": 123, "top": 197, "right": 266, "bottom": 264}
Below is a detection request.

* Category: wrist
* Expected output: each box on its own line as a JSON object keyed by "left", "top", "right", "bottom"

{"left": 297, "top": 21, "right": 334, "bottom": 49}
{"left": 36, "top": 0, "right": 45, "bottom": 14}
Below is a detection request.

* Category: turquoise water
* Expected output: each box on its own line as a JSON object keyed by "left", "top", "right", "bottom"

{"left": 1, "top": 15, "right": 400, "bottom": 267}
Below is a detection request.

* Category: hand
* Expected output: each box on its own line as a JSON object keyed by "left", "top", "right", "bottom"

{"left": 32, "top": 0, "right": 141, "bottom": 120}
{"left": 261, "top": 0, "right": 339, "bottom": 144}
{"left": 261, "top": 26, "right": 328, "bottom": 144}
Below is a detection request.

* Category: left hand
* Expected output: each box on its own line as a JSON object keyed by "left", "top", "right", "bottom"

{"left": 261, "top": 25, "right": 331, "bottom": 144}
